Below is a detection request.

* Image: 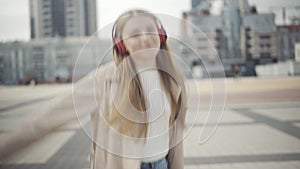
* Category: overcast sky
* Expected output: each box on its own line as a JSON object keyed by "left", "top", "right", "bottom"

{"left": 0, "top": 0, "right": 299, "bottom": 42}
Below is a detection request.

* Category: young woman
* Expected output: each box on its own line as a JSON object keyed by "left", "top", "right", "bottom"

{"left": 0, "top": 9, "right": 187, "bottom": 169}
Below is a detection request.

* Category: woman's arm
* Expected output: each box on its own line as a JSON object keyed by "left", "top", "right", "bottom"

{"left": 0, "top": 69, "right": 99, "bottom": 160}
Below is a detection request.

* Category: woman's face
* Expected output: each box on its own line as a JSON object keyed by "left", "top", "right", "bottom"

{"left": 121, "top": 15, "right": 161, "bottom": 59}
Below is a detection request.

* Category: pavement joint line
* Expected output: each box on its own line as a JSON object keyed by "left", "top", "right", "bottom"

{"left": 0, "top": 128, "right": 82, "bottom": 135}
{"left": 45, "top": 126, "right": 91, "bottom": 169}
{"left": 0, "top": 127, "right": 92, "bottom": 169}
{"left": 184, "top": 152, "right": 300, "bottom": 165}
{"left": 233, "top": 108, "right": 300, "bottom": 139}
{"left": 2, "top": 121, "right": 269, "bottom": 135}
{"left": 0, "top": 96, "right": 54, "bottom": 113}
{"left": 186, "top": 120, "right": 300, "bottom": 128}
{"left": 226, "top": 101, "right": 300, "bottom": 110}
{"left": 186, "top": 121, "right": 258, "bottom": 127}
{"left": 0, "top": 163, "right": 45, "bottom": 168}
{"left": 238, "top": 104, "right": 300, "bottom": 110}
{"left": 288, "top": 120, "right": 300, "bottom": 123}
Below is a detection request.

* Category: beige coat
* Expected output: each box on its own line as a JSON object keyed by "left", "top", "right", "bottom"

{"left": 0, "top": 61, "right": 187, "bottom": 169}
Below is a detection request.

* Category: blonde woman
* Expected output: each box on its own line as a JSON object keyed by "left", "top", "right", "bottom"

{"left": 0, "top": 9, "right": 187, "bottom": 169}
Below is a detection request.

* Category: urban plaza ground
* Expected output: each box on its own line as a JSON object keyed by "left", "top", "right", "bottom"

{"left": 0, "top": 76, "right": 300, "bottom": 169}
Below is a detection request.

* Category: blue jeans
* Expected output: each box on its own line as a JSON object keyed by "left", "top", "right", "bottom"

{"left": 140, "top": 157, "right": 168, "bottom": 169}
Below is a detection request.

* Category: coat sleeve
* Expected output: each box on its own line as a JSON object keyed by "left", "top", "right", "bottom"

{"left": 0, "top": 69, "right": 98, "bottom": 160}
{"left": 167, "top": 111, "right": 187, "bottom": 169}
{"left": 167, "top": 82, "right": 188, "bottom": 169}
{"left": 167, "top": 141, "right": 184, "bottom": 169}
{"left": 167, "top": 114, "right": 186, "bottom": 169}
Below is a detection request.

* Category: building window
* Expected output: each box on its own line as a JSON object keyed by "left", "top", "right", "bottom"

{"left": 260, "top": 44, "right": 271, "bottom": 48}
{"left": 260, "top": 52, "right": 271, "bottom": 58}
{"left": 67, "top": 0, "right": 73, "bottom": 7}
{"left": 215, "top": 29, "right": 222, "bottom": 33}
{"left": 259, "top": 35, "right": 270, "bottom": 39}
{"left": 68, "top": 18, "right": 74, "bottom": 23}
{"left": 43, "top": 18, "right": 50, "bottom": 23}
{"left": 67, "top": 10, "right": 73, "bottom": 14}
{"left": 42, "top": 3, "right": 50, "bottom": 8}
{"left": 43, "top": 11, "right": 49, "bottom": 15}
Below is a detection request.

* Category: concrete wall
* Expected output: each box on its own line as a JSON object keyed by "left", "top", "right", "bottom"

{"left": 256, "top": 60, "right": 300, "bottom": 77}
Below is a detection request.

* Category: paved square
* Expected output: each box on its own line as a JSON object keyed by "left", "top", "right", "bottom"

{"left": 1, "top": 77, "right": 300, "bottom": 169}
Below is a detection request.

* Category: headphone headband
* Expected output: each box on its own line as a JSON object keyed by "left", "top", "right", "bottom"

{"left": 112, "top": 14, "right": 167, "bottom": 55}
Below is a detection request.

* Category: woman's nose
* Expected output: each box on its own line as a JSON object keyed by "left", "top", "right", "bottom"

{"left": 140, "top": 33, "right": 148, "bottom": 41}
{"left": 138, "top": 34, "right": 149, "bottom": 45}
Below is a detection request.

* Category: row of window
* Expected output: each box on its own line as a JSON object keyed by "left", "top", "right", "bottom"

{"left": 259, "top": 35, "right": 271, "bottom": 39}
{"left": 245, "top": 52, "right": 273, "bottom": 58}
{"left": 246, "top": 43, "right": 272, "bottom": 48}
{"left": 42, "top": 31, "right": 76, "bottom": 36}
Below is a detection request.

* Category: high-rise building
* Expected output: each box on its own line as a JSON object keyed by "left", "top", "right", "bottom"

{"left": 191, "top": 0, "right": 206, "bottom": 9}
{"left": 241, "top": 14, "right": 277, "bottom": 64}
{"left": 0, "top": 37, "right": 112, "bottom": 85}
{"left": 181, "top": 0, "right": 279, "bottom": 77}
{"left": 30, "top": 0, "right": 98, "bottom": 39}
{"left": 180, "top": 9, "right": 229, "bottom": 78}
{"left": 277, "top": 25, "right": 300, "bottom": 61}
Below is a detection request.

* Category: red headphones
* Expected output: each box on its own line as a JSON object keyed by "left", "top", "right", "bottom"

{"left": 112, "top": 17, "right": 167, "bottom": 55}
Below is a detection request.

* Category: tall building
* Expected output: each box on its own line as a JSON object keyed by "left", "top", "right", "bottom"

{"left": 277, "top": 25, "right": 300, "bottom": 61}
{"left": 30, "top": 0, "right": 98, "bottom": 39}
{"left": 191, "top": 0, "right": 206, "bottom": 9}
{"left": 181, "top": 0, "right": 277, "bottom": 77}
{"left": 180, "top": 5, "right": 228, "bottom": 78}
{"left": 0, "top": 38, "right": 112, "bottom": 85}
{"left": 241, "top": 14, "right": 277, "bottom": 64}
{"left": 221, "top": 0, "right": 245, "bottom": 62}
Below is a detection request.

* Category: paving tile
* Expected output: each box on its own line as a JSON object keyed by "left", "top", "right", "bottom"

{"left": 254, "top": 108, "right": 300, "bottom": 122}
{"left": 184, "top": 124, "right": 300, "bottom": 157}
{"left": 4, "top": 131, "right": 75, "bottom": 164}
{"left": 190, "top": 161, "right": 300, "bottom": 169}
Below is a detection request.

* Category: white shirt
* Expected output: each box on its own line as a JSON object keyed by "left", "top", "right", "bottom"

{"left": 138, "top": 69, "right": 171, "bottom": 162}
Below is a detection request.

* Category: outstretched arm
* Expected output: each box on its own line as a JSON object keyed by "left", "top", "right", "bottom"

{"left": 0, "top": 69, "right": 99, "bottom": 160}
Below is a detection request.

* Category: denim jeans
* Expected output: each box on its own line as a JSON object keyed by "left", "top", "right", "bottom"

{"left": 140, "top": 157, "right": 168, "bottom": 169}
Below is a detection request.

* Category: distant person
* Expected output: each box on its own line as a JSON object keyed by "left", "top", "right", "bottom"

{"left": 0, "top": 9, "right": 187, "bottom": 169}
{"left": 55, "top": 76, "right": 61, "bottom": 83}
{"left": 234, "top": 64, "right": 240, "bottom": 79}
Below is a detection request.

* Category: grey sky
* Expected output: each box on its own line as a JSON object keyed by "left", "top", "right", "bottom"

{"left": 0, "top": 0, "right": 299, "bottom": 42}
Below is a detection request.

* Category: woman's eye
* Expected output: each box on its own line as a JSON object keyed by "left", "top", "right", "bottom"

{"left": 128, "top": 34, "right": 141, "bottom": 39}
{"left": 129, "top": 32, "right": 154, "bottom": 39}
{"left": 132, "top": 34, "right": 140, "bottom": 38}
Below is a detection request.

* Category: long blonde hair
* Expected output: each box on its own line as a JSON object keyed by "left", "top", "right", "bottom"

{"left": 107, "top": 9, "right": 187, "bottom": 138}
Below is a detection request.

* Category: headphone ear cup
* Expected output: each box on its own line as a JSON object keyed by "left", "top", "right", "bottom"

{"left": 114, "top": 38, "right": 127, "bottom": 55}
{"left": 158, "top": 28, "right": 167, "bottom": 44}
